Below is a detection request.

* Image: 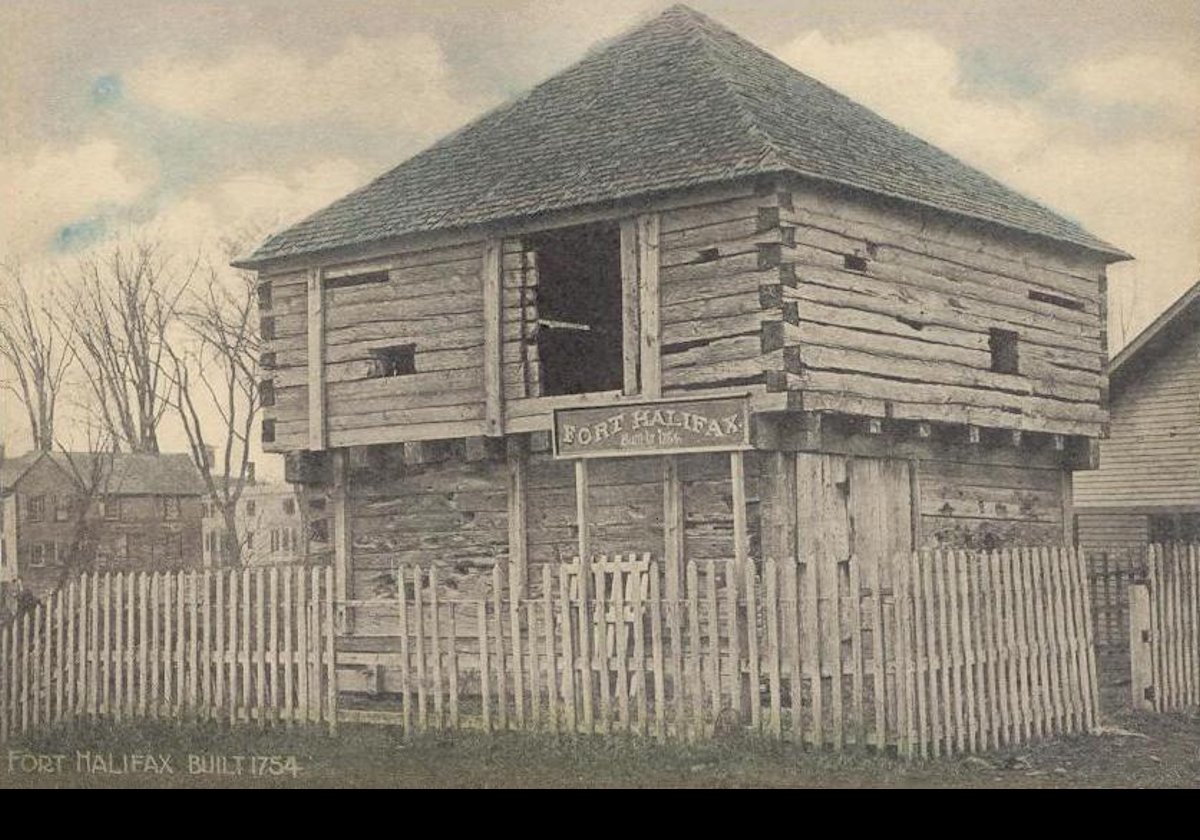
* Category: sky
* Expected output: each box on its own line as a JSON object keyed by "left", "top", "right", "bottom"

{"left": 1, "top": 0, "right": 1198, "bottom": 465}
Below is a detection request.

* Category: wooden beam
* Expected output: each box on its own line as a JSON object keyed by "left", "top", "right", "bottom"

{"left": 482, "top": 238, "right": 504, "bottom": 437}
{"left": 575, "top": 459, "right": 590, "bottom": 564}
{"left": 637, "top": 213, "right": 662, "bottom": 398}
{"left": 331, "top": 449, "right": 351, "bottom": 634}
{"left": 620, "top": 219, "right": 641, "bottom": 396}
{"left": 507, "top": 446, "right": 529, "bottom": 599}
{"left": 307, "top": 266, "right": 326, "bottom": 451}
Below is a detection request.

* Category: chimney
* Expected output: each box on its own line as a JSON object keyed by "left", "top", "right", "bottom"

{"left": 247, "top": 462, "right": 257, "bottom": 485}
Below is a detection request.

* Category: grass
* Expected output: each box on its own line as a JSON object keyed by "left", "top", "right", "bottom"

{"left": 2, "top": 710, "right": 1198, "bottom": 788}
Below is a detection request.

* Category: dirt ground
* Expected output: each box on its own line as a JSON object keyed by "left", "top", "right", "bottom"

{"left": 2, "top": 710, "right": 1197, "bottom": 788}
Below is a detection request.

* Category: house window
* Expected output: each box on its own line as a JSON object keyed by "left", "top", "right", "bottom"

{"left": 989, "top": 328, "right": 1020, "bottom": 375}
{"left": 260, "top": 379, "right": 276, "bottom": 407}
{"left": 246, "top": 531, "right": 256, "bottom": 550}
{"left": 262, "top": 419, "right": 276, "bottom": 445}
{"left": 368, "top": 344, "right": 417, "bottom": 379}
{"left": 282, "top": 497, "right": 296, "bottom": 516}
{"left": 101, "top": 498, "right": 120, "bottom": 521}
{"left": 528, "top": 222, "right": 624, "bottom": 396}
{"left": 27, "top": 495, "right": 46, "bottom": 522}
{"left": 1149, "top": 513, "right": 1200, "bottom": 545}
{"left": 162, "top": 496, "right": 181, "bottom": 521}
{"left": 270, "top": 529, "right": 280, "bottom": 553}
{"left": 30, "top": 543, "right": 46, "bottom": 567}
{"left": 246, "top": 500, "right": 257, "bottom": 517}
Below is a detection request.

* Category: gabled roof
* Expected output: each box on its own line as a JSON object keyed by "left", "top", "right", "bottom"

{"left": 236, "top": 4, "right": 1129, "bottom": 269}
{"left": 0, "top": 452, "right": 41, "bottom": 491}
{"left": 0, "top": 451, "right": 205, "bottom": 497}
{"left": 1109, "top": 280, "right": 1200, "bottom": 386}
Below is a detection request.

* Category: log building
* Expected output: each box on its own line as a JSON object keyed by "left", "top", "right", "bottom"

{"left": 235, "top": 6, "right": 1129, "bottom": 672}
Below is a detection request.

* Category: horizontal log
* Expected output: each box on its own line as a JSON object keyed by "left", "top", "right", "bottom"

{"left": 661, "top": 265, "right": 783, "bottom": 308}
{"left": 324, "top": 271, "right": 482, "bottom": 307}
{"left": 787, "top": 343, "right": 1101, "bottom": 403}
{"left": 659, "top": 190, "right": 788, "bottom": 236}
{"left": 783, "top": 278, "right": 1102, "bottom": 356}
{"left": 782, "top": 213, "right": 1102, "bottom": 320}
{"left": 786, "top": 178, "right": 1110, "bottom": 286}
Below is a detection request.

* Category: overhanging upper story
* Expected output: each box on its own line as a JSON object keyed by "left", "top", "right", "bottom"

{"left": 238, "top": 5, "right": 1129, "bottom": 471}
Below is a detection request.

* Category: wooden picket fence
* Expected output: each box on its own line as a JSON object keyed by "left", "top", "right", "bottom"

{"left": 0, "top": 566, "right": 337, "bottom": 743}
{"left": 342, "top": 547, "right": 1099, "bottom": 758}
{"left": 1129, "top": 544, "right": 1200, "bottom": 713}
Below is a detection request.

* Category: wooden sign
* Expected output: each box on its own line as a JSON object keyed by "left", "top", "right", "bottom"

{"left": 553, "top": 395, "right": 751, "bottom": 459}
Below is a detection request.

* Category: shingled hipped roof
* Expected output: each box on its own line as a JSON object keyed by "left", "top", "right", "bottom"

{"left": 238, "top": 4, "right": 1129, "bottom": 268}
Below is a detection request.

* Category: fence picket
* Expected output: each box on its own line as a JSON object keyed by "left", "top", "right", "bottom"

{"left": 542, "top": 565, "right": 559, "bottom": 735}
{"left": 633, "top": 561, "right": 648, "bottom": 738}
{"left": 432, "top": 566, "right": 444, "bottom": 730}
{"left": 558, "top": 566, "right": 577, "bottom": 733}
{"left": 397, "top": 563, "right": 411, "bottom": 737}
{"left": 478, "top": 599, "right": 491, "bottom": 733}
{"left": 744, "top": 560, "right": 761, "bottom": 736}
{"left": 412, "top": 566, "right": 426, "bottom": 733}
{"left": 847, "top": 556, "right": 864, "bottom": 746}
{"left": 763, "top": 559, "right": 782, "bottom": 741}
{"left": 649, "top": 564, "right": 666, "bottom": 742}
{"left": 594, "top": 560, "right": 611, "bottom": 735}
{"left": 491, "top": 565, "right": 508, "bottom": 732}
{"left": 786, "top": 559, "right": 803, "bottom": 746}
{"left": 687, "top": 561, "right": 704, "bottom": 741}
{"left": 447, "top": 600, "right": 459, "bottom": 731}
{"left": 616, "top": 563, "right": 631, "bottom": 732}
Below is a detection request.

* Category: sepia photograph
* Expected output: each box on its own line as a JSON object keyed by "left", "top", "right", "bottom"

{"left": 0, "top": 0, "right": 1197, "bottom": 788}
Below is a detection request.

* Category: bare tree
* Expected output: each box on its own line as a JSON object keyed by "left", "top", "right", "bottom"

{"left": 63, "top": 239, "right": 194, "bottom": 453}
{"left": 167, "top": 253, "right": 262, "bottom": 567}
{"left": 52, "top": 429, "right": 118, "bottom": 590}
{"left": 0, "top": 263, "right": 74, "bottom": 451}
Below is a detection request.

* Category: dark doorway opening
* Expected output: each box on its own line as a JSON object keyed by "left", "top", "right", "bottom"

{"left": 529, "top": 222, "right": 624, "bottom": 396}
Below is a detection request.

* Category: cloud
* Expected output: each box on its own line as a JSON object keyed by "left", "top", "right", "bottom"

{"left": 141, "top": 158, "right": 368, "bottom": 258}
{"left": 0, "top": 136, "right": 156, "bottom": 255}
{"left": 126, "top": 33, "right": 479, "bottom": 141}
{"left": 779, "top": 30, "right": 1048, "bottom": 177}
{"left": 1063, "top": 52, "right": 1200, "bottom": 133}
{"left": 776, "top": 28, "right": 1200, "bottom": 342}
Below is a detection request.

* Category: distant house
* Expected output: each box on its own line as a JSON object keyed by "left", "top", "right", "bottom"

{"left": 1075, "top": 281, "right": 1200, "bottom": 549}
{"left": 202, "top": 481, "right": 308, "bottom": 567}
{"left": 0, "top": 449, "right": 205, "bottom": 600}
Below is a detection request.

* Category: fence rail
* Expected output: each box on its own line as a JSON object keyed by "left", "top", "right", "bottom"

{"left": 0, "top": 566, "right": 337, "bottom": 743}
{"left": 1130, "top": 544, "right": 1200, "bottom": 713}
{"left": 342, "top": 547, "right": 1099, "bottom": 758}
